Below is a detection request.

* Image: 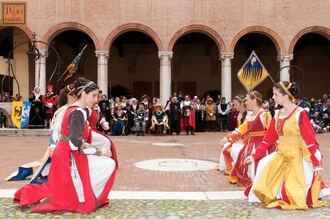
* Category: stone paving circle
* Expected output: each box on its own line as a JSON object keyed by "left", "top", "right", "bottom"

{"left": 151, "top": 142, "right": 184, "bottom": 147}
{"left": 134, "top": 159, "right": 218, "bottom": 171}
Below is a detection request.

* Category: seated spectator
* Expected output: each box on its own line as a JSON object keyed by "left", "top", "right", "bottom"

{"left": 111, "top": 105, "right": 127, "bottom": 135}
{"left": 310, "top": 111, "right": 324, "bottom": 133}
{"left": 150, "top": 103, "right": 169, "bottom": 135}
{"left": 134, "top": 102, "right": 149, "bottom": 136}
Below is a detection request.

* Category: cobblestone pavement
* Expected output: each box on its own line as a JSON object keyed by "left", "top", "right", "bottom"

{"left": 0, "top": 198, "right": 330, "bottom": 219}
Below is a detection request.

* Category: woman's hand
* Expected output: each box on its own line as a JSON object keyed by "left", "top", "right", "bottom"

{"left": 244, "top": 156, "right": 254, "bottom": 164}
{"left": 314, "top": 167, "right": 323, "bottom": 180}
{"left": 219, "top": 138, "right": 228, "bottom": 147}
{"left": 49, "top": 148, "right": 55, "bottom": 158}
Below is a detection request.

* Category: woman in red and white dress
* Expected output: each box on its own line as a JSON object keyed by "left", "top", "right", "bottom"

{"left": 14, "top": 78, "right": 118, "bottom": 213}
{"left": 219, "top": 91, "right": 273, "bottom": 186}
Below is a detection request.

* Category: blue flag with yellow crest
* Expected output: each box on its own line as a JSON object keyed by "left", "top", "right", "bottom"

{"left": 237, "top": 51, "right": 270, "bottom": 91}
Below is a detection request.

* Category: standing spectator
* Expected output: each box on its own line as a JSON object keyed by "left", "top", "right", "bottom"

{"left": 98, "top": 94, "right": 111, "bottom": 133}
{"left": 28, "top": 86, "right": 45, "bottom": 128}
{"left": 169, "top": 96, "right": 181, "bottom": 135}
{"left": 42, "top": 84, "right": 58, "bottom": 129}
{"left": 0, "top": 111, "right": 6, "bottom": 128}
{"left": 204, "top": 97, "right": 216, "bottom": 131}
{"left": 177, "top": 90, "right": 184, "bottom": 102}
{"left": 299, "top": 97, "right": 311, "bottom": 113}
{"left": 218, "top": 97, "right": 230, "bottom": 132}
{"left": 228, "top": 101, "right": 239, "bottom": 131}
{"left": 194, "top": 98, "right": 204, "bottom": 132}
{"left": 268, "top": 97, "right": 276, "bottom": 117}
{"left": 180, "top": 95, "right": 195, "bottom": 135}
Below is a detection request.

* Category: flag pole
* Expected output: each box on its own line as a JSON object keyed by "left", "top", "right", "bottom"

{"left": 58, "top": 44, "right": 88, "bottom": 82}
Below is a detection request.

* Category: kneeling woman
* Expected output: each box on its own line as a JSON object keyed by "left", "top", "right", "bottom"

{"left": 246, "top": 81, "right": 326, "bottom": 210}
{"left": 14, "top": 78, "right": 118, "bottom": 213}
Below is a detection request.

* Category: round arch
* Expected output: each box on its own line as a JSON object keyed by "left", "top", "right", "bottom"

{"left": 104, "top": 23, "right": 163, "bottom": 51}
{"left": 0, "top": 25, "right": 33, "bottom": 40}
{"left": 42, "top": 22, "right": 100, "bottom": 50}
{"left": 288, "top": 26, "right": 330, "bottom": 54}
{"left": 168, "top": 24, "right": 226, "bottom": 53}
{"left": 230, "top": 26, "right": 286, "bottom": 55}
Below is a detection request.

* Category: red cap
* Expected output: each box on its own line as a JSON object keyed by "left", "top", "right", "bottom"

{"left": 47, "top": 84, "right": 53, "bottom": 89}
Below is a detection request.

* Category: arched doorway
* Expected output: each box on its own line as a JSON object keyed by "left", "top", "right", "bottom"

{"left": 46, "top": 30, "right": 97, "bottom": 90}
{"left": 108, "top": 31, "right": 159, "bottom": 99}
{"left": 172, "top": 33, "right": 220, "bottom": 99}
{"left": 292, "top": 33, "right": 330, "bottom": 98}
{"left": 0, "top": 27, "right": 33, "bottom": 99}
{"left": 232, "top": 33, "right": 279, "bottom": 99}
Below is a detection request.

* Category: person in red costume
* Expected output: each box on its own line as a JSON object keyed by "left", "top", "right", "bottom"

{"left": 14, "top": 78, "right": 118, "bottom": 214}
{"left": 219, "top": 91, "right": 273, "bottom": 186}
{"left": 245, "top": 81, "right": 326, "bottom": 210}
{"left": 42, "top": 84, "right": 58, "bottom": 128}
{"left": 180, "top": 95, "right": 196, "bottom": 135}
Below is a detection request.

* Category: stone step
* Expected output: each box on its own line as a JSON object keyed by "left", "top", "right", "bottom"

{"left": 0, "top": 128, "right": 50, "bottom": 136}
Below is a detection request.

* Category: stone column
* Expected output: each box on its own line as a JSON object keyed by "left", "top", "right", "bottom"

{"left": 220, "top": 53, "right": 234, "bottom": 101}
{"left": 95, "top": 50, "right": 109, "bottom": 97}
{"left": 278, "top": 54, "right": 293, "bottom": 82}
{"left": 35, "top": 49, "right": 47, "bottom": 94}
{"left": 158, "top": 51, "right": 173, "bottom": 107}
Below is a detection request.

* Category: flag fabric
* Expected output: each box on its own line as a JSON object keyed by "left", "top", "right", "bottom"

{"left": 11, "top": 101, "right": 23, "bottom": 128}
{"left": 20, "top": 100, "right": 31, "bottom": 128}
{"left": 11, "top": 100, "right": 31, "bottom": 128}
{"left": 237, "top": 51, "right": 270, "bottom": 92}
{"left": 63, "top": 44, "right": 88, "bottom": 81}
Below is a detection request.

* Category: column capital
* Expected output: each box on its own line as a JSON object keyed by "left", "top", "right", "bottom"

{"left": 277, "top": 54, "right": 293, "bottom": 62}
{"left": 39, "top": 49, "right": 48, "bottom": 57}
{"left": 95, "top": 50, "right": 109, "bottom": 58}
{"left": 158, "top": 51, "right": 173, "bottom": 59}
{"left": 220, "top": 53, "right": 234, "bottom": 60}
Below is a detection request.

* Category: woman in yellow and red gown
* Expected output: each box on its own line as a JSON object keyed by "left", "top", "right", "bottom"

{"left": 220, "top": 91, "right": 273, "bottom": 186}
{"left": 246, "top": 81, "right": 326, "bottom": 210}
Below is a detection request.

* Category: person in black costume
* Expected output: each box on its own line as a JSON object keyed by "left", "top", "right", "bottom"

{"left": 29, "top": 86, "right": 45, "bottom": 128}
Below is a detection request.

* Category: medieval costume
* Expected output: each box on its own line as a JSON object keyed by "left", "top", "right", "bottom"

{"left": 194, "top": 100, "right": 203, "bottom": 132}
{"left": 217, "top": 98, "right": 230, "bottom": 132}
{"left": 98, "top": 95, "right": 111, "bottom": 133}
{"left": 219, "top": 109, "right": 247, "bottom": 175}
{"left": 42, "top": 84, "right": 58, "bottom": 128}
{"left": 14, "top": 106, "right": 118, "bottom": 213}
{"left": 247, "top": 107, "right": 326, "bottom": 210}
{"left": 134, "top": 103, "right": 149, "bottom": 136}
{"left": 111, "top": 106, "right": 127, "bottom": 135}
{"left": 228, "top": 107, "right": 239, "bottom": 131}
{"left": 169, "top": 97, "right": 181, "bottom": 135}
{"left": 150, "top": 103, "right": 169, "bottom": 135}
{"left": 180, "top": 96, "right": 196, "bottom": 135}
{"left": 28, "top": 86, "right": 45, "bottom": 128}
{"left": 203, "top": 97, "right": 216, "bottom": 131}
{"left": 228, "top": 109, "right": 273, "bottom": 186}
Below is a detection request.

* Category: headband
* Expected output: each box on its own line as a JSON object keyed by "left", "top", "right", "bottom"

{"left": 279, "top": 81, "right": 295, "bottom": 102}
{"left": 77, "top": 81, "right": 94, "bottom": 97}
{"left": 250, "top": 91, "right": 262, "bottom": 102}
{"left": 66, "top": 84, "right": 75, "bottom": 95}
{"left": 235, "top": 95, "right": 244, "bottom": 102}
